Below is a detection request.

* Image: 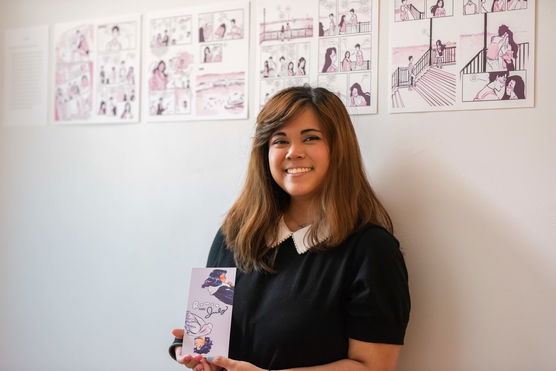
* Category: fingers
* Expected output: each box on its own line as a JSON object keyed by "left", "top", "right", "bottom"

{"left": 196, "top": 357, "right": 220, "bottom": 371}
{"left": 171, "top": 328, "right": 185, "bottom": 339}
{"left": 210, "top": 356, "right": 235, "bottom": 369}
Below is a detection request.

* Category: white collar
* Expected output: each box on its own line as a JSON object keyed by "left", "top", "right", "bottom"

{"left": 267, "top": 218, "right": 329, "bottom": 254}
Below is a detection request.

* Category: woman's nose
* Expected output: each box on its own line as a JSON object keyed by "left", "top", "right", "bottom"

{"left": 286, "top": 142, "right": 306, "bottom": 160}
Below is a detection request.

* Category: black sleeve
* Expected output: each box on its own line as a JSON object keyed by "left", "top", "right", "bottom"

{"left": 345, "top": 227, "right": 410, "bottom": 345}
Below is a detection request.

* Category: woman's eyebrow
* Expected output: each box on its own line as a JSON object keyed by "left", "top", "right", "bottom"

{"left": 301, "top": 129, "right": 322, "bottom": 134}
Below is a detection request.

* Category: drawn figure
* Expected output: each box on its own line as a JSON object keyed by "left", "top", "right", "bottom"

{"left": 99, "top": 66, "right": 106, "bottom": 84}
{"left": 508, "top": 0, "right": 526, "bottom": 10}
{"left": 201, "top": 269, "right": 234, "bottom": 306}
{"left": 204, "top": 46, "right": 213, "bottom": 63}
{"left": 408, "top": 56, "right": 415, "bottom": 89}
{"left": 355, "top": 44, "right": 364, "bottom": 70}
{"left": 262, "top": 60, "right": 270, "bottom": 78}
{"left": 98, "top": 101, "right": 106, "bottom": 115}
{"left": 268, "top": 56, "right": 277, "bottom": 76}
{"left": 328, "top": 13, "right": 336, "bottom": 35}
{"left": 319, "top": 22, "right": 325, "bottom": 37}
{"left": 108, "top": 96, "right": 117, "bottom": 116}
{"left": 296, "top": 57, "right": 306, "bottom": 76}
{"left": 349, "top": 83, "right": 370, "bottom": 106}
{"left": 480, "top": 0, "right": 489, "bottom": 13}
{"left": 473, "top": 71, "right": 508, "bottom": 101}
{"left": 193, "top": 336, "right": 213, "bottom": 355}
{"left": 121, "top": 102, "right": 132, "bottom": 119}
{"left": 106, "top": 25, "right": 122, "bottom": 52}
{"left": 400, "top": 0, "right": 411, "bottom": 21}
{"left": 77, "top": 34, "right": 90, "bottom": 58}
{"left": 287, "top": 61, "right": 295, "bottom": 76}
{"left": 464, "top": 0, "right": 478, "bottom": 15}
{"left": 339, "top": 15, "right": 347, "bottom": 33}
{"left": 215, "top": 23, "right": 226, "bottom": 40}
{"left": 199, "top": 26, "right": 205, "bottom": 42}
{"left": 162, "top": 30, "right": 170, "bottom": 46}
{"left": 149, "top": 60, "right": 168, "bottom": 91}
{"left": 501, "top": 75, "right": 525, "bottom": 100}
{"left": 431, "top": 0, "right": 446, "bottom": 17}
{"left": 349, "top": 8, "right": 358, "bottom": 31}
{"left": 486, "top": 25, "right": 517, "bottom": 71}
{"left": 185, "top": 311, "right": 213, "bottom": 337}
{"left": 230, "top": 19, "right": 242, "bottom": 39}
{"left": 119, "top": 61, "right": 127, "bottom": 82}
{"left": 342, "top": 51, "right": 352, "bottom": 71}
{"left": 280, "top": 25, "right": 285, "bottom": 41}
{"left": 492, "top": 0, "right": 506, "bottom": 12}
{"left": 322, "top": 47, "right": 337, "bottom": 73}
{"left": 434, "top": 40, "right": 446, "bottom": 69}
{"left": 127, "top": 66, "right": 135, "bottom": 85}
{"left": 285, "top": 22, "right": 292, "bottom": 40}
{"left": 279, "top": 56, "right": 287, "bottom": 77}
{"left": 156, "top": 97, "right": 166, "bottom": 115}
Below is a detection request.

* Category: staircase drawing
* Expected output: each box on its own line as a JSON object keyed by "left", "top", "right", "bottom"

{"left": 391, "top": 46, "right": 456, "bottom": 109}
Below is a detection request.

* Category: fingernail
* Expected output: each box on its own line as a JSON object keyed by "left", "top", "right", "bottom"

{"left": 207, "top": 356, "right": 214, "bottom": 361}
{"left": 184, "top": 355, "right": 192, "bottom": 361}
{"left": 194, "top": 355, "right": 202, "bottom": 361}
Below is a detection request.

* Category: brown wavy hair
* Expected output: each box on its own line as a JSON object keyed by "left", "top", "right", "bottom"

{"left": 222, "top": 86, "right": 392, "bottom": 273}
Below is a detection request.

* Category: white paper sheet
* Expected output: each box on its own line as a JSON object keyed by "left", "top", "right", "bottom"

{"left": 3, "top": 26, "right": 49, "bottom": 126}
{"left": 51, "top": 15, "right": 141, "bottom": 124}
{"left": 256, "top": 0, "right": 379, "bottom": 115}
{"left": 389, "top": 0, "right": 535, "bottom": 113}
{"left": 143, "top": 0, "right": 250, "bottom": 122}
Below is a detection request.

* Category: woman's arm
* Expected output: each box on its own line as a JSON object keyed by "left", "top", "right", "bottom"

{"left": 209, "top": 339, "right": 401, "bottom": 371}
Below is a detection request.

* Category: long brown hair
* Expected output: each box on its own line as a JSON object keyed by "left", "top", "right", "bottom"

{"left": 222, "top": 86, "right": 392, "bottom": 273}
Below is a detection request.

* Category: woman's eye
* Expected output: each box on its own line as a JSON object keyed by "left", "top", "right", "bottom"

{"left": 304, "top": 136, "right": 321, "bottom": 142}
{"left": 271, "top": 139, "right": 288, "bottom": 145}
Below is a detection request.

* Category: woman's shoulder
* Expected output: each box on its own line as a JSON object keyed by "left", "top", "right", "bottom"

{"left": 342, "top": 223, "right": 401, "bottom": 257}
{"left": 206, "top": 228, "right": 235, "bottom": 268}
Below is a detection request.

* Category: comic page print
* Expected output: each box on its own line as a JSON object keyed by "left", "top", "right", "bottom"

{"left": 198, "top": 9, "right": 245, "bottom": 43}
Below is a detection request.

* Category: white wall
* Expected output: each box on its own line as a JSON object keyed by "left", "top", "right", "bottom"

{"left": 0, "top": 1, "right": 555, "bottom": 371}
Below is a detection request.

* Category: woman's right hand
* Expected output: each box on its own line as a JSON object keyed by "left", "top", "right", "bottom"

{"left": 171, "top": 329, "right": 203, "bottom": 370}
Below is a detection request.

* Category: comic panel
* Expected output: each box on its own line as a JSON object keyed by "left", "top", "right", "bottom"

{"left": 199, "top": 9, "right": 245, "bottom": 43}
{"left": 339, "top": 34, "right": 371, "bottom": 72}
{"left": 462, "top": 70, "right": 526, "bottom": 102}
{"left": 258, "top": 2, "right": 314, "bottom": 44}
{"left": 319, "top": 37, "right": 340, "bottom": 73}
{"left": 464, "top": 0, "right": 529, "bottom": 15}
{"left": 200, "top": 44, "right": 223, "bottom": 64}
{"left": 337, "top": 0, "right": 372, "bottom": 33}
{"left": 260, "top": 42, "right": 310, "bottom": 78}
{"left": 98, "top": 22, "right": 137, "bottom": 53}
{"left": 150, "top": 15, "right": 192, "bottom": 48}
{"left": 319, "top": 0, "right": 338, "bottom": 37}
{"left": 394, "top": 0, "right": 454, "bottom": 21}
{"left": 54, "top": 62, "right": 94, "bottom": 121}
{"left": 317, "top": 73, "right": 349, "bottom": 105}
{"left": 149, "top": 90, "right": 176, "bottom": 116}
{"left": 260, "top": 79, "right": 284, "bottom": 107}
{"left": 390, "top": 17, "right": 457, "bottom": 111}
{"left": 347, "top": 72, "right": 372, "bottom": 107}
{"left": 195, "top": 72, "right": 245, "bottom": 117}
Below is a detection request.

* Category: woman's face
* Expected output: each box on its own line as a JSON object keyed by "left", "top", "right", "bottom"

{"left": 268, "top": 107, "right": 330, "bottom": 204}
{"left": 219, "top": 273, "right": 227, "bottom": 282}
{"left": 506, "top": 79, "right": 516, "bottom": 94}
{"left": 331, "top": 49, "right": 336, "bottom": 60}
{"left": 194, "top": 337, "right": 205, "bottom": 349}
{"left": 345, "top": 51, "right": 350, "bottom": 58}
{"left": 300, "top": 59, "right": 305, "bottom": 68}
{"left": 352, "top": 87, "right": 358, "bottom": 96}
{"left": 158, "top": 61, "right": 166, "bottom": 72}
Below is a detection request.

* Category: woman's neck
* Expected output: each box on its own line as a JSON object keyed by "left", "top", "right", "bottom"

{"left": 284, "top": 199, "right": 317, "bottom": 231}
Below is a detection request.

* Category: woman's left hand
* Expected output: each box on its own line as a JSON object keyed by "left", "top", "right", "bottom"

{"left": 205, "top": 357, "right": 264, "bottom": 371}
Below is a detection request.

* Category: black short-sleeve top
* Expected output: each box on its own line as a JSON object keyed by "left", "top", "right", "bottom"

{"left": 203, "top": 224, "right": 410, "bottom": 370}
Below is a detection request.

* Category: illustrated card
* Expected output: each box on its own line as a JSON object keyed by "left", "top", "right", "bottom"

{"left": 183, "top": 267, "right": 236, "bottom": 358}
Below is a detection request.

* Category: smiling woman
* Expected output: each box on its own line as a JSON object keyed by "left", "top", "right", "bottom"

{"left": 170, "top": 86, "right": 410, "bottom": 371}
